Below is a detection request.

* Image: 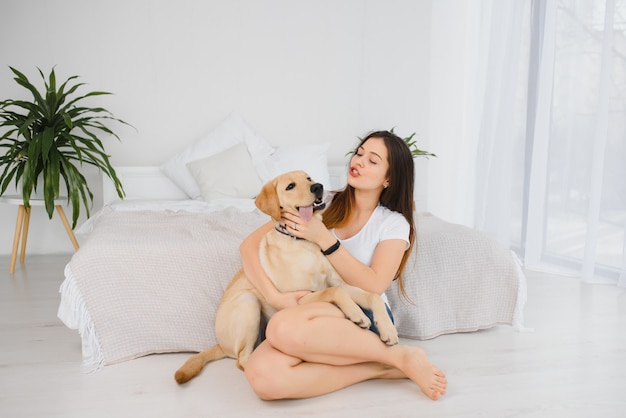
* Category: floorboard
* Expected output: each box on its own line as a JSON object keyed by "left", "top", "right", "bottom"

{"left": 1, "top": 255, "right": 625, "bottom": 417}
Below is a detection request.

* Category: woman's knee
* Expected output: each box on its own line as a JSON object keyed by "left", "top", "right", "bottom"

{"left": 265, "top": 308, "right": 306, "bottom": 352}
{"left": 244, "top": 350, "right": 289, "bottom": 400}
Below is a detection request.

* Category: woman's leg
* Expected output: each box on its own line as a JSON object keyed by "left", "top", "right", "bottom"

{"left": 244, "top": 302, "right": 447, "bottom": 400}
{"left": 246, "top": 341, "right": 405, "bottom": 400}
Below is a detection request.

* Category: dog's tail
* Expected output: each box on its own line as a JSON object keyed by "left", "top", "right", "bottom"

{"left": 174, "top": 345, "right": 227, "bottom": 384}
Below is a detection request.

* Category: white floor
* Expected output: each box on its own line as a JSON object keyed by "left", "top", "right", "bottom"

{"left": 1, "top": 254, "right": 625, "bottom": 418}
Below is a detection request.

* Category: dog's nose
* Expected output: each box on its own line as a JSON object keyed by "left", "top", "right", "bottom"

{"left": 310, "top": 183, "right": 323, "bottom": 198}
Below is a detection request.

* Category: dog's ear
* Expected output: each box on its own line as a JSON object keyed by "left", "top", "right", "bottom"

{"left": 255, "top": 179, "right": 282, "bottom": 221}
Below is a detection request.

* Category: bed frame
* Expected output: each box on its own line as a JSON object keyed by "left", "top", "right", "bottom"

{"left": 103, "top": 165, "right": 348, "bottom": 204}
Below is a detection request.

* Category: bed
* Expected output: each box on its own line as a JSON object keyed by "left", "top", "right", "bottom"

{"left": 57, "top": 112, "right": 527, "bottom": 373}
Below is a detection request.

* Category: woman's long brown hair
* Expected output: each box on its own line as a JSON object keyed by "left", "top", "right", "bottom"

{"left": 322, "top": 131, "right": 415, "bottom": 301}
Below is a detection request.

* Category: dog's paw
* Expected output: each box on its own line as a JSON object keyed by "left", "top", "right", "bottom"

{"left": 377, "top": 321, "right": 399, "bottom": 346}
{"left": 346, "top": 310, "right": 371, "bottom": 329}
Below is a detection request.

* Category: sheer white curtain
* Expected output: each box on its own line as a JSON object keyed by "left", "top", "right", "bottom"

{"left": 466, "top": 0, "right": 626, "bottom": 286}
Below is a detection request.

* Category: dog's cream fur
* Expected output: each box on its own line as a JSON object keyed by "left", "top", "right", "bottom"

{"left": 174, "top": 170, "right": 398, "bottom": 384}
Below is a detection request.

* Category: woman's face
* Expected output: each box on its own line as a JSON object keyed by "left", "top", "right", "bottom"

{"left": 347, "top": 137, "right": 389, "bottom": 192}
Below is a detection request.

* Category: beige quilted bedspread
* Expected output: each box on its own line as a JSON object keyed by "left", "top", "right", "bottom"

{"left": 58, "top": 207, "right": 525, "bottom": 371}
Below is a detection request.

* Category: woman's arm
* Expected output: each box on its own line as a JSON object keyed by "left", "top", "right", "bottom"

{"left": 325, "top": 238, "right": 406, "bottom": 294}
{"left": 281, "top": 212, "right": 405, "bottom": 294}
{"left": 239, "top": 221, "right": 311, "bottom": 310}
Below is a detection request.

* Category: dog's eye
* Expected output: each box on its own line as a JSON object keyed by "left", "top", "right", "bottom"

{"left": 307, "top": 177, "right": 312, "bottom": 182}
{"left": 286, "top": 182, "right": 296, "bottom": 191}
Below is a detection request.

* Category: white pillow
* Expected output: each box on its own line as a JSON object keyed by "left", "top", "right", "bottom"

{"left": 186, "top": 142, "right": 263, "bottom": 200}
{"left": 256, "top": 143, "right": 331, "bottom": 190}
{"left": 160, "top": 112, "right": 274, "bottom": 199}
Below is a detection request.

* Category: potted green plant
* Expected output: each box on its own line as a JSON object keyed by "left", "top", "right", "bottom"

{"left": 0, "top": 67, "right": 130, "bottom": 228}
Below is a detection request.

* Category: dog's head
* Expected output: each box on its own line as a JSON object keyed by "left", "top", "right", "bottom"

{"left": 255, "top": 170, "right": 325, "bottom": 222}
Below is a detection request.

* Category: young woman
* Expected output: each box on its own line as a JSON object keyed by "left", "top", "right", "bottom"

{"left": 240, "top": 131, "right": 447, "bottom": 400}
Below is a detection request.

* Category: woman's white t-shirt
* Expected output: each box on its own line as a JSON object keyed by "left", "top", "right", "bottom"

{"left": 330, "top": 205, "right": 410, "bottom": 303}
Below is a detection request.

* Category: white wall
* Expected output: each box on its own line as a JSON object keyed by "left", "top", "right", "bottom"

{"left": 0, "top": 0, "right": 432, "bottom": 255}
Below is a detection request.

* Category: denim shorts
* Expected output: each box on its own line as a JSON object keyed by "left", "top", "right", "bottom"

{"left": 360, "top": 304, "right": 395, "bottom": 336}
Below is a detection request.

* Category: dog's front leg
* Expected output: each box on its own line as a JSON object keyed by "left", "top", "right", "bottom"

{"left": 340, "top": 285, "right": 399, "bottom": 346}
{"left": 299, "top": 287, "right": 372, "bottom": 329}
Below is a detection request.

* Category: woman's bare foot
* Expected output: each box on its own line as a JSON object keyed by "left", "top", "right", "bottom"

{"left": 398, "top": 345, "right": 447, "bottom": 400}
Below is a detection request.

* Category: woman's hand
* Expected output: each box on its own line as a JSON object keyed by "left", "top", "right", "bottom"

{"left": 280, "top": 209, "right": 334, "bottom": 249}
{"left": 268, "top": 289, "right": 312, "bottom": 310}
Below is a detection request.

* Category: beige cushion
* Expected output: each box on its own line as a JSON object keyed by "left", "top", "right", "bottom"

{"left": 186, "top": 142, "right": 262, "bottom": 200}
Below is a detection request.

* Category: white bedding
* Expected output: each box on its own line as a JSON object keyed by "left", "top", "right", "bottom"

{"left": 58, "top": 199, "right": 526, "bottom": 372}
{"left": 60, "top": 203, "right": 268, "bottom": 371}
{"left": 73, "top": 198, "right": 258, "bottom": 236}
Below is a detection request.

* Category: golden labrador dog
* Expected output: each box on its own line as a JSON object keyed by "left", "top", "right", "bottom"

{"left": 174, "top": 170, "right": 398, "bottom": 384}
